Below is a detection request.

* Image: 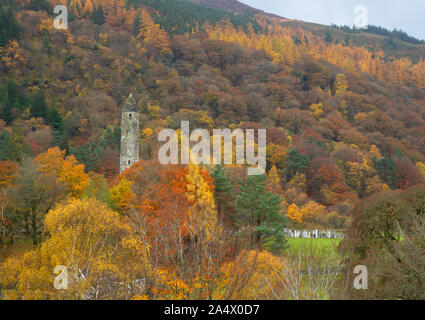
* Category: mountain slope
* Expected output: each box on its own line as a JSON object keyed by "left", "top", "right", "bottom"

{"left": 185, "top": 0, "right": 261, "bottom": 14}
{"left": 0, "top": 0, "right": 424, "bottom": 209}
{"left": 190, "top": 0, "right": 425, "bottom": 62}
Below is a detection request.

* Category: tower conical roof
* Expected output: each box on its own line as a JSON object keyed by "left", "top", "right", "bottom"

{"left": 122, "top": 93, "right": 137, "bottom": 112}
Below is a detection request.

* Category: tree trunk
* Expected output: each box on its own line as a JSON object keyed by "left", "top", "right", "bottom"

{"left": 31, "top": 211, "right": 38, "bottom": 246}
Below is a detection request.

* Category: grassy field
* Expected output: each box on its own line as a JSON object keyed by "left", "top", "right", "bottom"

{"left": 286, "top": 238, "right": 342, "bottom": 257}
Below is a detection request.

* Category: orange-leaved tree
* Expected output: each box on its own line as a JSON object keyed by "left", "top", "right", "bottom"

{"left": 35, "top": 147, "right": 89, "bottom": 198}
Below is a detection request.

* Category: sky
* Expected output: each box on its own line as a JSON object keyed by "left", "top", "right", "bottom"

{"left": 239, "top": 0, "right": 425, "bottom": 40}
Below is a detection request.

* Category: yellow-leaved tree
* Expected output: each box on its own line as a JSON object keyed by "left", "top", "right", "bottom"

{"left": 286, "top": 203, "right": 302, "bottom": 223}
{"left": 266, "top": 165, "right": 284, "bottom": 195}
{"left": 137, "top": 9, "right": 171, "bottom": 57}
{"left": 219, "top": 250, "right": 282, "bottom": 299}
{"left": 109, "top": 178, "right": 136, "bottom": 214}
{"left": 35, "top": 147, "right": 89, "bottom": 198}
{"left": 309, "top": 102, "right": 324, "bottom": 119}
{"left": 185, "top": 163, "right": 220, "bottom": 243}
{"left": 300, "top": 201, "right": 328, "bottom": 223}
{"left": 0, "top": 198, "right": 153, "bottom": 300}
{"left": 184, "top": 163, "right": 225, "bottom": 299}
{"left": 416, "top": 162, "right": 425, "bottom": 181}
{"left": 334, "top": 73, "right": 348, "bottom": 97}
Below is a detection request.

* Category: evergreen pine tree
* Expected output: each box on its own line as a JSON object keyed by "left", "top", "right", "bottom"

{"left": 133, "top": 17, "right": 141, "bottom": 37}
{"left": 6, "top": 78, "right": 25, "bottom": 108}
{"left": 112, "top": 125, "right": 121, "bottom": 150}
{"left": 0, "top": 129, "right": 12, "bottom": 160}
{"left": 28, "top": 0, "right": 50, "bottom": 12}
{"left": 325, "top": 28, "right": 333, "bottom": 43}
{"left": 101, "top": 125, "right": 121, "bottom": 151}
{"left": 47, "top": 108, "right": 64, "bottom": 134}
{"left": 374, "top": 157, "right": 397, "bottom": 189}
{"left": 91, "top": 4, "right": 105, "bottom": 25}
{"left": 283, "top": 149, "right": 310, "bottom": 182}
{"left": 0, "top": 6, "right": 20, "bottom": 46}
{"left": 236, "top": 175, "right": 287, "bottom": 253}
{"left": 0, "top": 90, "right": 13, "bottom": 124}
{"left": 29, "top": 89, "right": 48, "bottom": 120}
{"left": 69, "top": 143, "right": 102, "bottom": 172}
{"left": 211, "top": 165, "right": 233, "bottom": 218}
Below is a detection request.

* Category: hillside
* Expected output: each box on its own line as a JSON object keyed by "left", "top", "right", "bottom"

{"left": 0, "top": 0, "right": 424, "bottom": 189}
{"left": 279, "top": 19, "right": 425, "bottom": 63}
{"left": 0, "top": 0, "right": 425, "bottom": 301}
{"left": 186, "top": 0, "right": 261, "bottom": 14}
{"left": 189, "top": 0, "right": 425, "bottom": 62}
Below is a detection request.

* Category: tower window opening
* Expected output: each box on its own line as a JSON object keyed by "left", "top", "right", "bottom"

{"left": 128, "top": 160, "right": 131, "bottom": 165}
{"left": 129, "top": 113, "right": 132, "bottom": 118}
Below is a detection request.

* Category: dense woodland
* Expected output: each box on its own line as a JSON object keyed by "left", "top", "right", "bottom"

{"left": 0, "top": 0, "right": 425, "bottom": 300}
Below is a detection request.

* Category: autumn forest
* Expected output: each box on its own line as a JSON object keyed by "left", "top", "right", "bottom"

{"left": 0, "top": 0, "right": 425, "bottom": 300}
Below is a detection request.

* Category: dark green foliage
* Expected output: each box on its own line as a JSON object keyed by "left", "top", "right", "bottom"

{"left": 90, "top": 4, "right": 106, "bottom": 25}
{"left": 384, "top": 36, "right": 397, "bottom": 49}
{"left": 369, "top": 25, "right": 424, "bottom": 44}
{"left": 283, "top": 149, "right": 310, "bottom": 182}
{"left": 373, "top": 157, "right": 397, "bottom": 189}
{"left": 0, "top": 128, "right": 28, "bottom": 162}
{"left": 46, "top": 108, "right": 64, "bottom": 134}
{"left": 0, "top": 79, "right": 26, "bottom": 124}
{"left": 236, "top": 175, "right": 287, "bottom": 254}
{"left": 325, "top": 28, "right": 332, "bottom": 43}
{"left": 69, "top": 126, "right": 121, "bottom": 171}
{"left": 133, "top": 17, "right": 141, "bottom": 37}
{"left": 127, "top": 0, "right": 260, "bottom": 35}
{"left": 0, "top": 129, "right": 12, "bottom": 160}
{"left": 0, "top": 91, "right": 13, "bottom": 124}
{"left": 212, "top": 165, "right": 232, "bottom": 194}
{"left": 0, "top": 80, "right": 67, "bottom": 152}
{"left": 344, "top": 35, "right": 350, "bottom": 46}
{"left": 334, "top": 24, "right": 425, "bottom": 45}
{"left": 394, "top": 148, "right": 403, "bottom": 158}
{"left": 5, "top": 78, "right": 25, "bottom": 108}
{"left": 101, "top": 125, "right": 121, "bottom": 151}
{"left": 68, "top": 6, "right": 77, "bottom": 22}
{"left": 0, "top": 5, "right": 19, "bottom": 46}
{"left": 0, "top": 0, "right": 23, "bottom": 9}
{"left": 211, "top": 165, "right": 233, "bottom": 218}
{"left": 69, "top": 143, "right": 102, "bottom": 172}
{"left": 28, "top": 0, "right": 51, "bottom": 12}
{"left": 29, "top": 89, "right": 48, "bottom": 120}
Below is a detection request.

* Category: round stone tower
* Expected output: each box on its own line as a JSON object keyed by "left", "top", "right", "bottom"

{"left": 120, "top": 93, "right": 140, "bottom": 173}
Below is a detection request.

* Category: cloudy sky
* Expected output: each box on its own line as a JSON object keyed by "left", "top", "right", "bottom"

{"left": 240, "top": 0, "right": 425, "bottom": 40}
